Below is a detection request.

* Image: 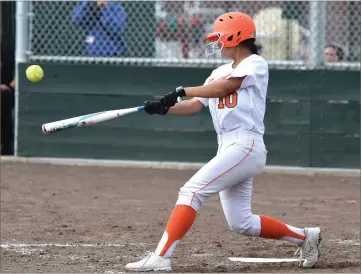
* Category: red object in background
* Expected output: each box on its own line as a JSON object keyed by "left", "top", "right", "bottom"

{"left": 178, "top": 15, "right": 202, "bottom": 58}
{"left": 156, "top": 14, "right": 203, "bottom": 59}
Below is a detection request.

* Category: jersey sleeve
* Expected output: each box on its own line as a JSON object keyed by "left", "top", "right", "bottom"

{"left": 194, "top": 75, "right": 213, "bottom": 107}
{"left": 195, "top": 97, "right": 209, "bottom": 107}
{"left": 226, "top": 57, "right": 268, "bottom": 89}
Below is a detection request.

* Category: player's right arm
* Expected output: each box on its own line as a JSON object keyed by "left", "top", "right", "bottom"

{"left": 167, "top": 98, "right": 204, "bottom": 115}
{"left": 144, "top": 98, "right": 204, "bottom": 116}
{"left": 144, "top": 75, "right": 212, "bottom": 116}
{"left": 167, "top": 75, "right": 212, "bottom": 115}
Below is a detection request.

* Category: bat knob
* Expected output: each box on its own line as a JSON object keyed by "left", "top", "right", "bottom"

{"left": 42, "top": 124, "right": 47, "bottom": 133}
{"left": 42, "top": 124, "right": 53, "bottom": 134}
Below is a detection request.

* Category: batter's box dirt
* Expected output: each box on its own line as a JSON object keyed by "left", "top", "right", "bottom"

{"left": 1, "top": 162, "right": 360, "bottom": 272}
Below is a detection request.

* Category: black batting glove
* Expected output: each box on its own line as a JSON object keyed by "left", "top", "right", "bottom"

{"left": 144, "top": 101, "right": 169, "bottom": 115}
{"left": 160, "top": 86, "right": 186, "bottom": 108}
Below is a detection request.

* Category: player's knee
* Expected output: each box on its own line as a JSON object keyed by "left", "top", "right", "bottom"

{"left": 229, "top": 214, "right": 260, "bottom": 237}
{"left": 229, "top": 220, "right": 252, "bottom": 235}
{"left": 176, "top": 187, "right": 206, "bottom": 212}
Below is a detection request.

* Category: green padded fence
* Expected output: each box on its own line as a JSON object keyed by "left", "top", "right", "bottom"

{"left": 17, "top": 63, "right": 360, "bottom": 168}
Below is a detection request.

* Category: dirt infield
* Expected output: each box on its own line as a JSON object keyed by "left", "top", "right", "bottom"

{"left": 1, "top": 162, "right": 360, "bottom": 273}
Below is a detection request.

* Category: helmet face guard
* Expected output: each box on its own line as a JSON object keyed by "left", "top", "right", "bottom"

{"left": 205, "top": 32, "right": 224, "bottom": 57}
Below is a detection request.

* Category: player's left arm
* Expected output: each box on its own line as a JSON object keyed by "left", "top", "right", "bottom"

{"left": 185, "top": 77, "right": 244, "bottom": 98}
{"left": 160, "top": 77, "right": 244, "bottom": 108}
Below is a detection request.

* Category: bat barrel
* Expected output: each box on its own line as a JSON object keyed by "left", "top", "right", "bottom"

{"left": 41, "top": 106, "right": 143, "bottom": 134}
{"left": 42, "top": 121, "right": 77, "bottom": 134}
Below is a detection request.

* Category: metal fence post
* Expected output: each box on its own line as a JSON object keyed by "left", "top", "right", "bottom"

{"left": 308, "top": 1, "right": 326, "bottom": 69}
{"left": 14, "top": 1, "right": 30, "bottom": 156}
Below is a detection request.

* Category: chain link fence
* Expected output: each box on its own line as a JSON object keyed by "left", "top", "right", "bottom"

{"left": 27, "top": 1, "right": 360, "bottom": 70}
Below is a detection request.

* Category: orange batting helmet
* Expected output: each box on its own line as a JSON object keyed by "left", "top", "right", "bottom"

{"left": 205, "top": 12, "right": 256, "bottom": 56}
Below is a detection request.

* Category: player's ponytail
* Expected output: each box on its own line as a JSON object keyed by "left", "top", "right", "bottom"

{"left": 239, "top": 38, "right": 259, "bottom": 55}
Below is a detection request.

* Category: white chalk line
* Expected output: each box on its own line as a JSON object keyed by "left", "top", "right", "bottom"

{"left": 2, "top": 239, "right": 359, "bottom": 249}
{"left": 1, "top": 238, "right": 359, "bottom": 254}
{"left": 1, "top": 243, "right": 126, "bottom": 248}
{"left": 1, "top": 239, "right": 360, "bottom": 272}
{"left": 330, "top": 239, "right": 361, "bottom": 246}
{"left": 1, "top": 241, "right": 151, "bottom": 256}
{"left": 1, "top": 242, "right": 136, "bottom": 248}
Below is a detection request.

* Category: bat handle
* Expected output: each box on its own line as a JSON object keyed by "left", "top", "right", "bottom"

{"left": 138, "top": 97, "right": 182, "bottom": 111}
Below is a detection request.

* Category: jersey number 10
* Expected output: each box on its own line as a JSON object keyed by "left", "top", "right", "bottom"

{"left": 218, "top": 92, "right": 238, "bottom": 109}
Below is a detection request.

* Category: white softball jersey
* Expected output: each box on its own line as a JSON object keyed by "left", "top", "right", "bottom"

{"left": 196, "top": 54, "right": 269, "bottom": 137}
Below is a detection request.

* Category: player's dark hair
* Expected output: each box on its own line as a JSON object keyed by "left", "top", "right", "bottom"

{"left": 325, "top": 44, "right": 344, "bottom": 61}
{"left": 239, "top": 38, "right": 259, "bottom": 55}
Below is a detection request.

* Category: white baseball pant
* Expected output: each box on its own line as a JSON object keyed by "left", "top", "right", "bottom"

{"left": 176, "top": 129, "right": 267, "bottom": 236}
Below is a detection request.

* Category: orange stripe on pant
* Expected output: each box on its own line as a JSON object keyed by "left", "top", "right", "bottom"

{"left": 189, "top": 140, "right": 255, "bottom": 207}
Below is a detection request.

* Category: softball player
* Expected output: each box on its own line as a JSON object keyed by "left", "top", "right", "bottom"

{"left": 125, "top": 12, "right": 322, "bottom": 272}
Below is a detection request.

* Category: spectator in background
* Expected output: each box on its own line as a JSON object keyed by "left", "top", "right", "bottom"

{"left": 253, "top": 7, "right": 302, "bottom": 61}
{"left": 324, "top": 44, "right": 344, "bottom": 62}
{"left": 72, "top": 1, "right": 127, "bottom": 57}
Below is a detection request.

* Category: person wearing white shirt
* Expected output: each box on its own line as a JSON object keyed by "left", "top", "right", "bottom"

{"left": 125, "top": 12, "right": 321, "bottom": 272}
